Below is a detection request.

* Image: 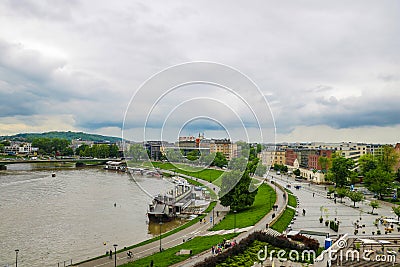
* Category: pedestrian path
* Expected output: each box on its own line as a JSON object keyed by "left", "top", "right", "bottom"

{"left": 76, "top": 175, "right": 286, "bottom": 267}
{"left": 172, "top": 180, "right": 287, "bottom": 267}
{"left": 272, "top": 174, "right": 399, "bottom": 241}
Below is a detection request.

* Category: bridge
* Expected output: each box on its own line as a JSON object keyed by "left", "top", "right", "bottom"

{"left": 0, "top": 158, "right": 124, "bottom": 170}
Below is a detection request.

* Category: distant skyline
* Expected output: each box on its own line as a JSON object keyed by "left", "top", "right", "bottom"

{"left": 0, "top": 1, "right": 399, "bottom": 143}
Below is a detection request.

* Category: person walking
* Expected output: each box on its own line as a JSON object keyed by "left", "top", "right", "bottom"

{"left": 313, "top": 192, "right": 315, "bottom": 197}
{"left": 302, "top": 209, "right": 306, "bottom": 216}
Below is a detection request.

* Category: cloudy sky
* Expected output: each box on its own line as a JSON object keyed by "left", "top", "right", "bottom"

{"left": 0, "top": 1, "right": 399, "bottom": 143}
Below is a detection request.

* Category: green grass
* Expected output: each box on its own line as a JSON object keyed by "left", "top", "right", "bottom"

{"left": 271, "top": 208, "right": 295, "bottom": 233}
{"left": 121, "top": 234, "right": 237, "bottom": 267}
{"left": 287, "top": 193, "right": 297, "bottom": 208}
{"left": 211, "top": 184, "right": 276, "bottom": 230}
{"left": 151, "top": 162, "right": 224, "bottom": 183}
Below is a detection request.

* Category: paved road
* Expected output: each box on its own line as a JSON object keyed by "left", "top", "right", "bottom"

{"left": 271, "top": 172, "right": 399, "bottom": 241}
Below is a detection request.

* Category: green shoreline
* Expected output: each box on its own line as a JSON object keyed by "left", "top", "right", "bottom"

{"left": 74, "top": 173, "right": 217, "bottom": 265}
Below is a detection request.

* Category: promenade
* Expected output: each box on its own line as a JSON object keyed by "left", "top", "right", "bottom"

{"left": 75, "top": 174, "right": 287, "bottom": 267}
{"left": 272, "top": 172, "right": 399, "bottom": 240}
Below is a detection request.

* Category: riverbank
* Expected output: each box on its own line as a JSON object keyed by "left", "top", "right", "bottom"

{"left": 74, "top": 164, "right": 283, "bottom": 267}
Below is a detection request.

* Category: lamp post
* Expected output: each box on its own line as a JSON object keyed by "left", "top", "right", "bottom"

{"left": 234, "top": 210, "right": 237, "bottom": 233}
{"left": 113, "top": 244, "right": 117, "bottom": 267}
{"left": 159, "top": 220, "right": 163, "bottom": 252}
{"left": 15, "top": 249, "right": 19, "bottom": 267}
{"left": 212, "top": 207, "right": 215, "bottom": 226}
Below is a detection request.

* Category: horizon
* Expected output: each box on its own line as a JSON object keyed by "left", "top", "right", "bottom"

{"left": 1, "top": 130, "right": 397, "bottom": 146}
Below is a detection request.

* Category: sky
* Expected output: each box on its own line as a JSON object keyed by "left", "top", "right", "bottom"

{"left": 0, "top": 1, "right": 399, "bottom": 143}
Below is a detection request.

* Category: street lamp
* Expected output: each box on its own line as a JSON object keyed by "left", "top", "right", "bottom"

{"left": 159, "top": 220, "right": 163, "bottom": 252}
{"left": 234, "top": 210, "right": 237, "bottom": 233}
{"left": 15, "top": 249, "right": 19, "bottom": 267}
{"left": 113, "top": 244, "right": 117, "bottom": 267}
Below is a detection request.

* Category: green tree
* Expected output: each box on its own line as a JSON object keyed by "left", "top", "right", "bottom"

{"left": 318, "top": 156, "right": 331, "bottom": 173}
{"left": 228, "top": 157, "right": 247, "bottom": 172}
{"left": 370, "top": 200, "right": 379, "bottom": 214}
{"left": 364, "top": 167, "right": 394, "bottom": 200}
{"left": 326, "top": 153, "right": 354, "bottom": 187}
{"left": 254, "top": 162, "right": 267, "bottom": 177}
{"left": 336, "top": 187, "right": 348, "bottom": 203}
{"left": 358, "top": 154, "right": 378, "bottom": 176}
{"left": 256, "top": 143, "right": 262, "bottom": 154}
{"left": 378, "top": 145, "right": 399, "bottom": 173}
{"left": 109, "top": 144, "right": 119, "bottom": 158}
{"left": 0, "top": 140, "right": 11, "bottom": 146}
{"left": 76, "top": 144, "right": 89, "bottom": 156}
{"left": 347, "top": 191, "right": 364, "bottom": 207}
{"left": 199, "top": 152, "right": 216, "bottom": 166}
{"left": 236, "top": 141, "right": 250, "bottom": 159}
{"left": 396, "top": 168, "right": 400, "bottom": 182}
{"left": 392, "top": 205, "right": 400, "bottom": 221}
{"left": 219, "top": 170, "right": 258, "bottom": 211}
{"left": 164, "top": 148, "right": 182, "bottom": 162}
{"left": 249, "top": 147, "right": 257, "bottom": 161}
{"left": 32, "top": 138, "right": 70, "bottom": 155}
{"left": 128, "top": 144, "right": 148, "bottom": 162}
{"left": 62, "top": 147, "right": 74, "bottom": 156}
{"left": 186, "top": 150, "right": 200, "bottom": 161}
{"left": 213, "top": 152, "right": 228, "bottom": 168}
{"left": 293, "top": 169, "right": 300, "bottom": 176}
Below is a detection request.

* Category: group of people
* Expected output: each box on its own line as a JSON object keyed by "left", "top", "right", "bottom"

{"left": 211, "top": 239, "right": 236, "bottom": 255}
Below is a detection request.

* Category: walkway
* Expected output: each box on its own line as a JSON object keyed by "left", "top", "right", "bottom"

{"left": 272, "top": 172, "right": 399, "bottom": 241}
{"left": 75, "top": 176, "right": 226, "bottom": 267}
{"left": 76, "top": 174, "right": 286, "bottom": 267}
{"left": 171, "top": 179, "right": 287, "bottom": 267}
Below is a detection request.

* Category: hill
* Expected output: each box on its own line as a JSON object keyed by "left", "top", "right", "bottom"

{"left": 0, "top": 131, "right": 122, "bottom": 143}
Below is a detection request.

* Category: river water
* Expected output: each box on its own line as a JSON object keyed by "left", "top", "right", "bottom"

{"left": 0, "top": 164, "right": 186, "bottom": 266}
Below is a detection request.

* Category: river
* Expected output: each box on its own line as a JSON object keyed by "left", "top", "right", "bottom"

{"left": 0, "top": 164, "right": 186, "bottom": 266}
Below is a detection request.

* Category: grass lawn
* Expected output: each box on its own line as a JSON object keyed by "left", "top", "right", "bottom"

{"left": 151, "top": 162, "right": 224, "bottom": 183}
{"left": 121, "top": 234, "right": 237, "bottom": 267}
{"left": 271, "top": 208, "right": 295, "bottom": 233}
{"left": 211, "top": 184, "right": 276, "bottom": 230}
{"left": 287, "top": 193, "right": 297, "bottom": 208}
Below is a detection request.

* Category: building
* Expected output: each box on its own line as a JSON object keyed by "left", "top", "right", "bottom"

{"left": 3, "top": 142, "right": 38, "bottom": 155}
{"left": 285, "top": 149, "right": 298, "bottom": 166}
{"left": 210, "top": 139, "right": 233, "bottom": 160}
{"left": 258, "top": 150, "right": 286, "bottom": 167}
{"left": 145, "top": 141, "right": 163, "bottom": 160}
{"left": 307, "top": 149, "right": 333, "bottom": 170}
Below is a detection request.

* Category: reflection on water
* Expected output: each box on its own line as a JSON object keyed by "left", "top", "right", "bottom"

{"left": 0, "top": 164, "right": 181, "bottom": 267}
{"left": 147, "top": 217, "right": 190, "bottom": 236}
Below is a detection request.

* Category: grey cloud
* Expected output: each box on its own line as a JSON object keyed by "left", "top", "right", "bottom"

{"left": 0, "top": 1, "right": 399, "bottom": 142}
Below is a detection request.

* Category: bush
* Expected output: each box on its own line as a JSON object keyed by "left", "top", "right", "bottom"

{"left": 291, "top": 234, "right": 319, "bottom": 252}
{"left": 329, "top": 221, "right": 339, "bottom": 232}
{"left": 194, "top": 231, "right": 318, "bottom": 267}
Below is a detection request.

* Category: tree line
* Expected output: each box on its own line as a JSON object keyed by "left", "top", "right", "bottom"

{"left": 326, "top": 145, "right": 399, "bottom": 200}
{"left": 28, "top": 138, "right": 119, "bottom": 158}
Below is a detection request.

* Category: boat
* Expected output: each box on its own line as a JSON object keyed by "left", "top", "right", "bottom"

{"left": 104, "top": 161, "right": 126, "bottom": 172}
{"left": 147, "top": 178, "right": 194, "bottom": 222}
{"left": 52, "top": 173, "right": 56, "bottom": 177}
